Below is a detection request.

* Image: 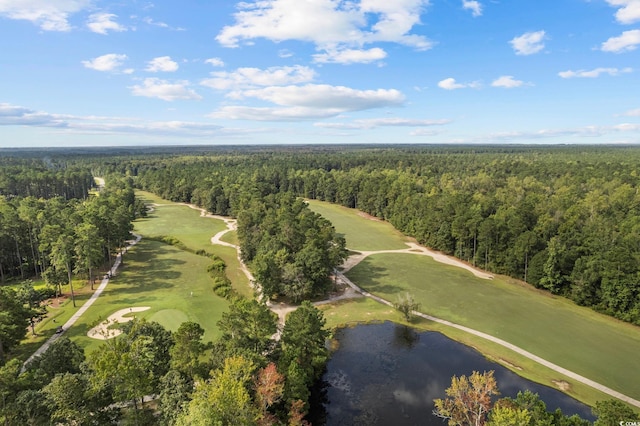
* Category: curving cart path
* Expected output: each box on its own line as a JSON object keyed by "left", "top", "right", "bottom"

{"left": 22, "top": 234, "right": 142, "bottom": 370}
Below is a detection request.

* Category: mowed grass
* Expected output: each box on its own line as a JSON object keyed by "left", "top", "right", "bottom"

{"left": 66, "top": 239, "right": 229, "bottom": 354}
{"left": 347, "top": 253, "right": 640, "bottom": 401}
{"left": 135, "top": 191, "right": 252, "bottom": 298}
{"left": 307, "top": 199, "right": 409, "bottom": 251}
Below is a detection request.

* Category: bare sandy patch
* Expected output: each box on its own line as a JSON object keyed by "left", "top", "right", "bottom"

{"left": 552, "top": 380, "right": 571, "bottom": 391}
{"left": 87, "top": 307, "right": 151, "bottom": 340}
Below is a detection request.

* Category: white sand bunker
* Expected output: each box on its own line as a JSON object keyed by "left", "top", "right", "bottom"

{"left": 87, "top": 307, "right": 151, "bottom": 340}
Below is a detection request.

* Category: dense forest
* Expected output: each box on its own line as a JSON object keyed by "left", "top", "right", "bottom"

{"left": 87, "top": 145, "right": 640, "bottom": 326}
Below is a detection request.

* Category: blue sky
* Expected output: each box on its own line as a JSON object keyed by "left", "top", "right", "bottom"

{"left": 1, "top": 0, "right": 639, "bottom": 147}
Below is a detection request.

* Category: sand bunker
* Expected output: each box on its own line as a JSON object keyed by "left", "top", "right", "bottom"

{"left": 87, "top": 307, "right": 151, "bottom": 340}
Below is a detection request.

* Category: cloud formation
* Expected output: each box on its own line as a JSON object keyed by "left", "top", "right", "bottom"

{"left": 313, "top": 48, "right": 387, "bottom": 64}
{"left": 87, "top": 13, "right": 126, "bottom": 34}
{"left": 558, "top": 67, "right": 633, "bottom": 78}
{"left": 205, "top": 57, "right": 225, "bottom": 67}
{"left": 491, "top": 75, "right": 526, "bottom": 88}
{"left": 606, "top": 0, "right": 640, "bottom": 24}
{"left": 0, "top": 102, "right": 226, "bottom": 138}
{"left": 510, "top": 30, "right": 546, "bottom": 55}
{"left": 216, "top": 0, "right": 433, "bottom": 62}
{"left": 82, "top": 54, "right": 128, "bottom": 72}
{"left": 0, "top": 0, "right": 89, "bottom": 31}
{"left": 201, "top": 66, "right": 316, "bottom": 91}
{"left": 462, "top": 0, "right": 482, "bottom": 17}
{"left": 130, "top": 78, "right": 202, "bottom": 101}
{"left": 601, "top": 29, "right": 640, "bottom": 52}
{"left": 437, "top": 77, "right": 480, "bottom": 90}
{"left": 210, "top": 84, "right": 405, "bottom": 121}
{"left": 315, "top": 117, "right": 450, "bottom": 129}
{"left": 146, "top": 56, "right": 179, "bottom": 72}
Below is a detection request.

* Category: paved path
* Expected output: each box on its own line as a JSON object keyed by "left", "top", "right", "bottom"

{"left": 22, "top": 234, "right": 141, "bottom": 370}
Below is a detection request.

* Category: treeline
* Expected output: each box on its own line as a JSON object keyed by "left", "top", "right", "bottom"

{"left": 94, "top": 145, "right": 640, "bottom": 325}
{"left": 0, "top": 157, "right": 94, "bottom": 200}
{"left": 0, "top": 298, "right": 329, "bottom": 425}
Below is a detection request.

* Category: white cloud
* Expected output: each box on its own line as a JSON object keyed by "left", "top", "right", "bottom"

{"left": 601, "top": 29, "right": 640, "bottom": 52}
{"left": 209, "top": 106, "right": 343, "bottom": 121}
{"left": 0, "top": 102, "right": 228, "bottom": 138}
{"left": 216, "top": 0, "right": 433, "bottom": 54}
{"left": 142, "top": 16, "right": 185, "bottom": 31}
{"left": 210, "top": 84, "right": 405, "bottom": 121}
{"left": 606, "top": 0, "right": 640, "bottom": 24}
{"left": 491, "top": 75, "right": 526, "bottom": 88}
{"left": 510, "top": 30, "right": 546, "bottom": 55}
{"left": 462, "top": 0, "right": 482, "bottom": 17}
{"left": 313, "top": 47, "right": 387, "bottom": 64}
{"left": 205, "top": 57, "right": 225, "bottom": 67}
{"left": 201, "top": 66, "right": 316, "bottom": 91}
{"left": 0, "top": 103, "right": 67, "bottom": 126}
{"left": 237, "top": 84, "right": 405, "bottom": 110}
{"left": 558, "top": 67, "right": 632, "bottom": 78}
{"left": 437, "top": 77, "right": 480, "bottom": 90}
{"left": 130, "top": 78, "right": 202, "bottom": 101}
{"left": 623, "top": 107, "right": 640, "bottom": 116}
{"left": 315, "top": 117, "right": 450, "bottom": 129}
{"left": 82, "top": 53, "right": 128, "bottom": 72}
{"left": 146, "top": 56, "right": 179, "bottom": 72}
{"left": 0, "top": 0, "right": 89, "bottom": 31}
{"left": 86, "top": 13, "right": 126, "bottom": 34}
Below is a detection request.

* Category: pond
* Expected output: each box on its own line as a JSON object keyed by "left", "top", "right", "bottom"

{"left": 310, "top": 322, "right": 595, "bottom": 425}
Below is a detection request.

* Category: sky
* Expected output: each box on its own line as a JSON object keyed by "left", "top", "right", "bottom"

{"left": 0, "top": 0, "right": 639, "bottom": 147}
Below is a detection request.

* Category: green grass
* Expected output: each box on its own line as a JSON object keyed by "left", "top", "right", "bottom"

{"left": 307, "top": 199, "right": 410, "bottom": 251}
{"left": 345, "top": 253, "right": 640, "bottom": 401}
{"left": 135, "top": 190, "right": 252, "bottom": 298}
{"left": 65, "top": 239, "right": 229, "bottom": 354}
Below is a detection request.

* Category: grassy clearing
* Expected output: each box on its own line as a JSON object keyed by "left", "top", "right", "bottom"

{"left": 307, "top": 199, "right": 409, "bottom": 251}
{"left": 136, "top": 190, "right": 251, "bottom": 297}
{"left": 65, "top": 239, "right": 229, "bottom": 354}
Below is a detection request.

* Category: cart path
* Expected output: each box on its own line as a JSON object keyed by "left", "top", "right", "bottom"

{"left": 22, "top": 234, "right": 141, "bottom": 371}
{"left": 153, "top": 202, "right": 640, "bottom": 407}
{"left": 341, "top": 242, "right": 494, "bottom": 279}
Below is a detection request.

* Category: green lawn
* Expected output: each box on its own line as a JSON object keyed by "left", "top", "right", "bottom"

{"left": 135, "top": 191, "right": 252, "bottom": 297}
{"left": 66, "top": 239, "right": 229, "bottom": 354}
{"left": 307, "top": 199, "right": 410, "bottom": 251}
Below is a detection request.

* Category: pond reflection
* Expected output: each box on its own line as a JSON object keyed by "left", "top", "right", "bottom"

{"left": 310, "top": 322, "right": 594, "bottom": 426}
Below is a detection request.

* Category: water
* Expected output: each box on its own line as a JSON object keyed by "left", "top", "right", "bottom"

{"left": 310, "top": 322, "right": 595, "bottom": 425}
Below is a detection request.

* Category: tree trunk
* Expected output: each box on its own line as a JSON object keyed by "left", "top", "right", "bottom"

{"left": 15, "top": 239, "right": 24, "bottom": 280}
{"left": 67, "top": 262, "right": 76, "bottom": 307}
